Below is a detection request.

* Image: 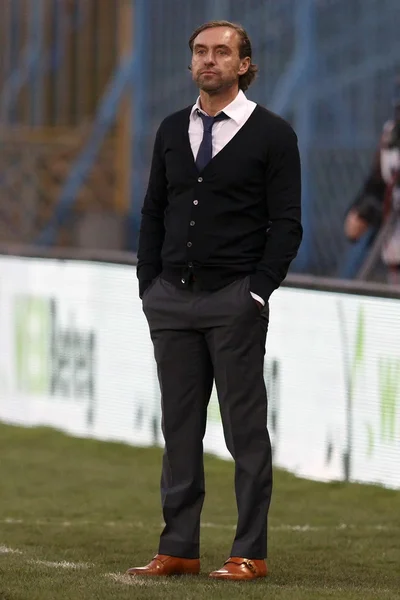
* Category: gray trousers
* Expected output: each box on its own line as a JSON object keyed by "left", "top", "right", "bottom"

{"left": 142, "top": 275, "right": 272, "bottom": 559}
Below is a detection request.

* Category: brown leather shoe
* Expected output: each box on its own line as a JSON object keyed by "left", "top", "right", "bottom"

{"left": 126, "top": 554, "right": 200, "bottom": 577}
{"left": 209, "top": 557, "right": 267, "bottom": 581}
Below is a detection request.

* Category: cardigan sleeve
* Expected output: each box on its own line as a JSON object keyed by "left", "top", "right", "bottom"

{"left": 250, "top": 125, "right": 303, "bottom": 302}
{"left": 136, "top": 126, "right": 168, "bottom": 298}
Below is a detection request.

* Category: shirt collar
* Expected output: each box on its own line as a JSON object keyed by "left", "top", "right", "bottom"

{"left": 190, "top": 90, "right": 250, "bottom": 126}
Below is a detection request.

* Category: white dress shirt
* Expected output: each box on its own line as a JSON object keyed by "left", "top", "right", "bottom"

{"left": 188, "top": 90, "right": 265, "bottom": 306}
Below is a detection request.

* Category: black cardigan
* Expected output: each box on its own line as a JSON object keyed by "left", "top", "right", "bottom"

{"left": 137, "top": 104, "right": 302, "bottom": 302}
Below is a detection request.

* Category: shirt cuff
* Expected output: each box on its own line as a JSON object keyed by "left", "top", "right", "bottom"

{"left": 250, "top": 292, "right": 265, "bottom": 306}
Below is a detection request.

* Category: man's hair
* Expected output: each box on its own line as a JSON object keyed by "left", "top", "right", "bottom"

{"left": 188, "top": 20, "right": 258, "bottom": 92}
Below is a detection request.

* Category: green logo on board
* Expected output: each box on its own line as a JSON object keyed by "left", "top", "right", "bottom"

{"left": 14, "top": 296, "right": 96, "bottom": 406}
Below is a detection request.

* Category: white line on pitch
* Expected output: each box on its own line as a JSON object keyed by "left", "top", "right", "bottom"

{"left": 2, "top": 542, "right": 396, "bottom": 595}
{"left": 105, "top": 573, "right": 169, "bottom": 587}
{"left": 0, "top": 544, "right": 91, "bottom": 569}
{"left": 28, "top": 559, "right": 92, "bottom": 569}
{"left": 1, "top": 518, "right": 396, "bottom": 532}
{"left": 0, "top": 545, "right": 23, "bottom": 554}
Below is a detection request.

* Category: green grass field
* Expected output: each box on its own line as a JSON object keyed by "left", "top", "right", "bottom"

{"left": 0, "top": 423, "right": 399, "bottom": 600}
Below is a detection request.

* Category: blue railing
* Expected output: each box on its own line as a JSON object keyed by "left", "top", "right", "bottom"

{"left": 36, "top": 55, "right": 135, "bottom": 245}
{"left": 36, "top": 0, "right": 148, "bottom": 246}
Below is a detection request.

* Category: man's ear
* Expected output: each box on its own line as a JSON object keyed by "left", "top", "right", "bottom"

{"left": 238, "top": 57, "right": 250, "bottom": 75}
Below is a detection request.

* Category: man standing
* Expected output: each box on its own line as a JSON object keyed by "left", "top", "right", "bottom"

{"left": 128, "top": 20, "right": 302, "bottom": 581}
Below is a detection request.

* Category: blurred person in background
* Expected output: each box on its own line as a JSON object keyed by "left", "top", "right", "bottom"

{"left": 344, "top": 78, "right": 400, "bottom": 283}
{"left": 128, "top": 20, "right": 302, "bottom": 581}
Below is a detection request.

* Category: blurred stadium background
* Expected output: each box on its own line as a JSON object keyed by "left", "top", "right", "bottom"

{"left": 1, "top": 2, "right": 400, "bottom": 599}
{"left": 1, "top": 0, "right": 399, "bottom": 276}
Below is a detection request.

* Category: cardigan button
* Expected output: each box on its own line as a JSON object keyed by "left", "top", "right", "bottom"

{"left": 198, "top": 177, "right": 203, "bottom": 182}
{"left": 193, "top": 200, "right": 198, "bottom": 205}
{"left": 187, "top": 241, "right": 192, "bottom": 247}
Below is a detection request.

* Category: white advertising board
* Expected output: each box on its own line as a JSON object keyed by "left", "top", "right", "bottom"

{"left": 0, "top": 256, "right": 399, "bottom": 489}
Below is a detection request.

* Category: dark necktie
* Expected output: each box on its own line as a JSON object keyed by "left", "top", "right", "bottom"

{"left": 195, "top": 110, "right": 229, "bottom": 172}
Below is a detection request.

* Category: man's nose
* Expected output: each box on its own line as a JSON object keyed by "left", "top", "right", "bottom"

{"left": 204, "top": 53, "right": 216, "bottom": 65}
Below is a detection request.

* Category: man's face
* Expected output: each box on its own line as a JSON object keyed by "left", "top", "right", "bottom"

{"left": 191, "top": 27, "right": 250, "bottom": 93}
